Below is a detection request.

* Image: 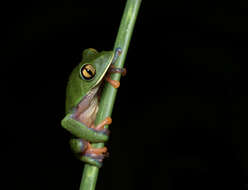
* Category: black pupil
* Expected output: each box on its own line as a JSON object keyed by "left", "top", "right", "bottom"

{"left": 86, "top": 68, "right": 93, "bottom": 76}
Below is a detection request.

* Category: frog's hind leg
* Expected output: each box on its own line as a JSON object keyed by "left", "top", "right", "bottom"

{"left": 61, "top": 113, "right": 109, "bottom": 142}
{"left": 70, "top": 138, "right": 108, "bottom": 168}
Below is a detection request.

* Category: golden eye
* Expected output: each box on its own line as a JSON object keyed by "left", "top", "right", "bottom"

{"left": 81, "top": 64, "right": 96, "bottom": 80}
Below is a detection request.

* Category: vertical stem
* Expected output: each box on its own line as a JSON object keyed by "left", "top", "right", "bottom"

{"left": 79, "top": 0, "right": 141, "bottom": 190}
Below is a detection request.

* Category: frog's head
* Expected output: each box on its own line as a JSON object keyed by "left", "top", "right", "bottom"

{"left": 79, "top": 48, "right": 114, "bottom": 90}
{"left": 65, "top": 48, "right": 117, "bottom": 115}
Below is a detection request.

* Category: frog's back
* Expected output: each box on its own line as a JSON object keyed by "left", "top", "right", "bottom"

{"left": 65, "top": 63, "right": 86, "bottom": 113}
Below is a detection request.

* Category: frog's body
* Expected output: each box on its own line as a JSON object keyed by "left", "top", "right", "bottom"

{"left": 61, "top": 48, "right": 124, "bottom": 167}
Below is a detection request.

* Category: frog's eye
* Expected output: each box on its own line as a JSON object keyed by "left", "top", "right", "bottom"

{"left": 80, "top": 64, "right": 96, "bottom": 80}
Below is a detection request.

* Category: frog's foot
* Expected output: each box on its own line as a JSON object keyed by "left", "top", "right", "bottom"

{"left": 105, "top": 74, "right": 120, "bottom": 88}
{"left": 70, "top": 139, "right": 108, "bottom": 158}
{"left": 108, "top": 65, "right": 127, "bottom": 76}
{"left": 105, "top": 65, "right": 126, "bottom": 88}
{"left": 85, "top": 142, "right": 108, "bottom": 157}
{"left": 90, "top": 117, "right": 112, "bottom": 135}
{"left": 83, "top": 142, "right": 108, "bottom": 166}
{"left": 70, "top": 138, "right": 108, "bottom": 167}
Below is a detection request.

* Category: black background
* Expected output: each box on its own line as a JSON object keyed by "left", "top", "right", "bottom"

{"left": 3, "top": 0, "right": 248, "bottom": 189}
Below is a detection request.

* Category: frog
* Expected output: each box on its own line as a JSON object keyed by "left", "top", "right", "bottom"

{"left": 61, "top": 48, "right": 126, "bottom": 167}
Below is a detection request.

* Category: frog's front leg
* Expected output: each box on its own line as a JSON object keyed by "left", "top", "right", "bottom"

{"left": 61, "top": 114, "right": 112, "bottom": 143}
{"left": 70, "top": 138, "right": 108, "bottom": 168}
{"left": 89, "top": 117, "right": 112, "bottom": 134}
{"left": 104, "top": 65, "right": 127, "bottom": 88}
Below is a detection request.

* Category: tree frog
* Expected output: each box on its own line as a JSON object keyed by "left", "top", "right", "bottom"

{"left": 61, "top": 48, "right": 126, "bottom": 167}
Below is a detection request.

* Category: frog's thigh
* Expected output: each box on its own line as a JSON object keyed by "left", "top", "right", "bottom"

{"left": 61, "top": 114, "right": 109, "bottom": 142}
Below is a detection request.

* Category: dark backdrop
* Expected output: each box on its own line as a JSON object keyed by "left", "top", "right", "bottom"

{"left": 3, "top": 0, "right": 248, "bottom": 189}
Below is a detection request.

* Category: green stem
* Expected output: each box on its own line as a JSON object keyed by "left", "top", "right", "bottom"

{"left": 79, "top": 0, "right": 142, "bottom": 190}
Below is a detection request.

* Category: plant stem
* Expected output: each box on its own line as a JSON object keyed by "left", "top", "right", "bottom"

{"left": 79, "top": 0, "right": 142, "bottom": 190}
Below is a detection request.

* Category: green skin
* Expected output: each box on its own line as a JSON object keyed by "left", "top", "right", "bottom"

{"left": 61, "top": 48, "right": 115, "bottom": 167}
